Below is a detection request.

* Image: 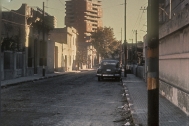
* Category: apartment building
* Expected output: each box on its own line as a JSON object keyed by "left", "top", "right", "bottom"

{"left": 65, "top": 0, "right": 102, "bottom": 43}
{"left": 65, "top": 0, "right": 102, "bottom": 68}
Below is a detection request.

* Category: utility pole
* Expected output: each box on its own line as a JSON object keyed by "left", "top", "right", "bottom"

{"left": 169, "top": 0, "right": 172, "bottom": 19}
{"left": 131, "top": 39, "right": 133, "bottom": 64}
{"left": 42, "top": 2, "right": 45, "bottom": 76}
{"left": 135, "top": 30, "right": 137, "bottom": 64}
{"left": 120, "top": 28, "right": 122, "bottom": 65}
{"left": 129, "top": 39, "right": 133, "bottom": 63}
{"left": 124, "top": 0, "right": 127, "bottom": 77}
{"left": 0, "top": 0, "right": 2, "bottom": 117}
{"left": 147, "top": 0, "right": 159, "bottom": 125}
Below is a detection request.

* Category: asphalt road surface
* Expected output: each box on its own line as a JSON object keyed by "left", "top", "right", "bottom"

{"left": 1, "top": 70, "right": 132, "bottom": 126}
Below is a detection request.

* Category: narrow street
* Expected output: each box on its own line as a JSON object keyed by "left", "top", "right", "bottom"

{"left": 1, "top": 70, "right": 132, "bottom": 126}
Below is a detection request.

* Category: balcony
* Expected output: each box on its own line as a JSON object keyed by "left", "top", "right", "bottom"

{"left": 84, "top": 16, "right": 98, "bottom": 22}
{"left": 92, "top": 2, "right": 101, "bottom": 6}
{"left": 84, "top": 12, "right": 98, "bottom": 17}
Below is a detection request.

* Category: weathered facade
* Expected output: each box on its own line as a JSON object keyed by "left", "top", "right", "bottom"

{"left": 49, "top": 27, "right": 78, "bottom": 72}
{"left": 159, "top": 0, "right": 189, "bottom": 115}
{"left": 65, "top": 0, "right": 102, "bottom": 43}
{"left": 65, "top": 0, "right": 102, "bottom": 68}
{"left": 1, "top": 4, "right": 56, "bottom": 80}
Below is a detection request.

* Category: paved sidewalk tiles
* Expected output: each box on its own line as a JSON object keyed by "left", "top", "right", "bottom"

{"left": 122, "top": 74, "right": 189, "bottom": 126}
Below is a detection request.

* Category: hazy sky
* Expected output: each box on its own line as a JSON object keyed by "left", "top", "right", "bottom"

{"left": 2, "top": 0, "right": 147, "bottom": 42}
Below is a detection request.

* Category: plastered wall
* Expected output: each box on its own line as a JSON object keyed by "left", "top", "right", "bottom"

{"left": 159, "top": 6, "right": 189, "bottom": 115}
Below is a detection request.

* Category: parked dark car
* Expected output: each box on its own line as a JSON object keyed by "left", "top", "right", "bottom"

{"left": 96, "top": 59, "right": 122, "bottom": 81}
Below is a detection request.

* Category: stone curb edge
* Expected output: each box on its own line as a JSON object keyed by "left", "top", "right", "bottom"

{"left": 122, "top": 82, "right": 141, "bottom": 126}
{"left": 1, "top": 74, "right": 64, "bottom": 88}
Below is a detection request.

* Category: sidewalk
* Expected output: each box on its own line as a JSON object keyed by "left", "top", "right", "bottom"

{"left": 122, "top": 74, "right": 189, "bottom": 126}
{"left": 1, "top": 71, "right": 81, "bottom": 87}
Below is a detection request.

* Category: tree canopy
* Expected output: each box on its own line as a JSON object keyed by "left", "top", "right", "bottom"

{"left": 91, "top": 26, "right": 121, "bottom": 59}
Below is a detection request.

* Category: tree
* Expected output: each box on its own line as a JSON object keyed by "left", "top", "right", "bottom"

{"left": 1, "top": 35, "right": 22, "bottom": 52}
{"left": 91, "top": 26, "right": 121, "bottom": 60}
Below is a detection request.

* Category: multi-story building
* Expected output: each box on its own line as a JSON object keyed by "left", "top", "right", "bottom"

{"left": 65, "top": 0, "right": 102, "bottom": 43}
{"left": 65, "top": 0, "right": 102, "bottom": 68}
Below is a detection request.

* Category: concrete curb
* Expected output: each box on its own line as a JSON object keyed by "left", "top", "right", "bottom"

{"left": 1, "top": 73, "right": 65, "bottom": 88}
{"left": 1, "top": 70, "right": 86, "bottom": 88}
{"left": 122, "top": 81, "right": 141, "bottom": 126}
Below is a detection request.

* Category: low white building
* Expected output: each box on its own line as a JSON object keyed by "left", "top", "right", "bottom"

{"left": 50, "top": 27, "right": 78, "bottom": 72}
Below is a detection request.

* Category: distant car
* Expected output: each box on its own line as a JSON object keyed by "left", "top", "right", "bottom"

{"left": 96, "top": 59, "right": 122, "bottom": 81}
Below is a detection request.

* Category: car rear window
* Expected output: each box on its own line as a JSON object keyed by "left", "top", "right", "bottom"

{"left": 102, "top": 61, "right": 116, "bottom": 65}
{"left": 100, "top": 60, "right": 120, "bottom": 67}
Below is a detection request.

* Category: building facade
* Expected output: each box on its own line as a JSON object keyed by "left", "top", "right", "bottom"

{"left": 65, "top": 0, "right": 102, "bottom": 68}
{"left": 1, "top": 4, "right": 56, "bottom": 80}
{"left": 49, "top": 27, "right": 78, "bottom": 72}
{"left": 65, "top": 0, "right": 102, "bottom": 43}
{"left": 159, "top": 0, "right": 189, "bottom": 115}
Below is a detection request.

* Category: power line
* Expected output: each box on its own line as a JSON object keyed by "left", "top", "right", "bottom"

{"left": 137, "top": 7, "right": 146, "bottom": 29}
{"left": 3, "top": 5, "right": 65, "bottom": 17}
{"left": 2, "top": 6, "right": 26, "bottom": 17}
{"left": 58, "top": 0, "right": 64, "bottom": 6}
{"left": 133, "top": 9, "right": 142, "bottom": 30}
{"left": 129, "top": 2, "right": 148, "bottom": 39}
{"left": 129, "top": 9, "right": 142, "bottom": 39}
{"left": 45, "top": 6, "right": 64, "bottom": 11}
{"left": 139, "top": 21, "right": 147, "bottom": 32}
{"left": 1, "top": 5, "right": 59, "bottom": 27}
{"left": 103, "top": 3, "right": 124, "bottom": 9}
{"left": 2, "top": 19, "right": 30, "bottom": 27}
